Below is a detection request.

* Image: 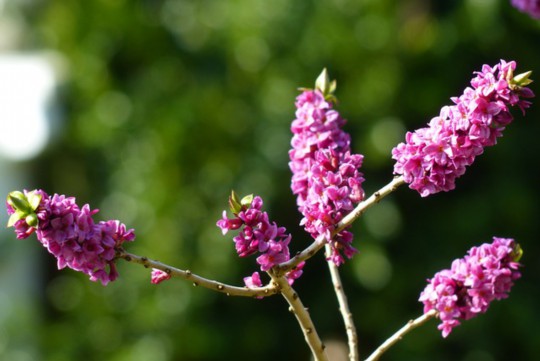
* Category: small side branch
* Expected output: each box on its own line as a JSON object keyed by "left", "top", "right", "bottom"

{"left": 269, "top": 271, "right": 329, "bottom": 361}
{"left": 335, "top": 176, "right": 405, "bottom": 234}
{"left": 325, "top": 244, "right": 359, "bottom": 361}
{"left": 365, "top": 310, "right": 437, "bottom": 361}
{"left": 117, "top": 250, "right": 278, "bottom": 298}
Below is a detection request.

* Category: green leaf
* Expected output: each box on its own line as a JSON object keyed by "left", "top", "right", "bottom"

{"left": 7, "top": 212, "right": 22, "bottom": 228}
{"left": 27, "top": 191, "right": 42, "bottom": 211}
{"left": 240, "top": 194, "right": 254, "bottom": 208}
{"left": 7, "top": 191, "right": 31, "bottom": 213}
{"left": 314, "top": 68, "right": 338, "bottom": 103}
{"left": 228, "top": 190, "right": 242, "bottom": 215}
{"left": 511, "top": 243, "right": 523, "bottom": 262}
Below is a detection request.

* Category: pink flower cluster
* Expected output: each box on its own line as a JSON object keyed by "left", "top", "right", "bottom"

{"left": 7, "top": 190, "right": 135, "bottom": 285}
{"left": 392, "top": 60, "right": 534, "bottom": 197}
{"left": 217, "top": 195, "right": 304, "bottom": 286}
{"left": 511, "top": 0, "right": 540, "bottom": 19}
{"left": 419, "top": 237, "right": 522, "bottom": 337}
{"left": 289, "top": 89, "right": 365, "bottom": 265}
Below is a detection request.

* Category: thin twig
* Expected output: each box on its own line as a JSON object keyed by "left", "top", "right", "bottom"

{"left": 269, "top": 271, "right": 329, "bottom": 361}
{"left": 364, "top": 310, "right": 437, "bottom": 361}
{"left": 325, "top": 244, "right": 359, "bottom": 361}
{"left": 275, "top": 176, "right": 405, "bottom": 274}
{"left": 117, "top": 250, "right": 279, "bottom": 298}
{"left": 335, "top": 176, "right": 405, "bottom": 234}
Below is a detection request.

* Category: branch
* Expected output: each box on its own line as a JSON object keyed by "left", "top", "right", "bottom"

{"left": 269, "top": 271, "right": 329, "bottom": 361}
{"left": 117, "top": 250, "right": 279, "bottom": 298}
{"left": 364, "top": 310, "right": 437, "bottom": 361}
{"left": 275, "top": 176, "right": 405, "bottom": 274}
{"left": 325, "top": 244, "right": 359, "bottom": 361}
{"left": 335, "top": 176, "right": 405, "bottom": 233}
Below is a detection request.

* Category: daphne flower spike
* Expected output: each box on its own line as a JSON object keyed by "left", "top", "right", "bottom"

{"left": 392, "top": 60, "right": 534, "bottom": 197}
{"left": 6, "top": 189, "right": 135, "bottom": 285}
{"left": 290, "top": 69, "right": 365, "bottom": 266}
{"left": 419, "top": 237, "right": 522, "bottom": 337}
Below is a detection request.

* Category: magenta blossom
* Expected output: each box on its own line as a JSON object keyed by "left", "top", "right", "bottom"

{"left": 6, "top": 190, "right": 135, "bottom": 285}
{"left": 419, "top": 237, "right": 522, "bottom": 337}
{"left": 151, "top": 269, "right": 172, "bottom": 284}
{"left": 511, "top": 0, "right": 540, "bottom": 18}
{"left": 289, "top": 70, "right": 365, "bottom": 265}
{"left": 217, "top": 192, "right": 303, "bottom": 286}
{"left": 392, "top": 60, "right": 534, "bottom": 197}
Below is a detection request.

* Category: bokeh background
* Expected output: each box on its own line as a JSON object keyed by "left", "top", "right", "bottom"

{"left": 1, "top": 0, "right": 539, "bottom": 360}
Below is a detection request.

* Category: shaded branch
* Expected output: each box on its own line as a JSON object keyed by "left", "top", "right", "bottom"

{"left": 325, "top": 244, "right": 359, "bottom": 361}
{"left": 117, "top": 250, "right": 279, "bottom": 298}
{"left": 269, "top": 271, "right": 329, "bottom": 361}
{"left": 365, "top": 310, "right": 437, "bottom": 361}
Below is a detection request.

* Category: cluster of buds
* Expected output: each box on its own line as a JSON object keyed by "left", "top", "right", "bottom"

{"left": 217, "top": 191, "right": 304, "bottom": 286}
{"left": 6, "top": 190, "right": 134, "bottom": 285}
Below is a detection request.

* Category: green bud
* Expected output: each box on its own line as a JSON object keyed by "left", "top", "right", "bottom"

{"left": 315, "top": 68, "right": 337, "bottom": 103}
{"left": 510, "top": 71, "right": 533, "bottom": 89}
{"left": 7, "top": 191, "right": 32, "bottom": 213}
{"left": 228, "top": 190, "right": 243, "bottom": 215}
{"left": 6, "top": 190, "right": 42, "bottom": 228}
{"left": 511, "top": 243, "right": 523, "bottom": 262}
{"left": 25, "top": 214, "right": 38, "bottom": 227}
{"left": 240, "top": 194, "right": 254, "bottom": 208}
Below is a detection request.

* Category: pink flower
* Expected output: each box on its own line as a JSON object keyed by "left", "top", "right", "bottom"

{"left": 419, "top": 237, "right": 522, "bottom": 337}
{"left": 511, "top": 0, "right": 540, "bottom": 19}
{"left": 6, "top": 189, "right": 135, "bottom": 285}
{"left": 393, "top": 60, "right": 534, "bottom": 197}
{"left": 243, "top": 272, "right": 263, "bottom": 288}
{"left": 289, "top": 83, "right": 365, "bottom": 265}
{"left": 151, "top": 269, "right": 172, "bottom": 284}
{"left": 217, "top": 193, "right": 300, "bottom": 282}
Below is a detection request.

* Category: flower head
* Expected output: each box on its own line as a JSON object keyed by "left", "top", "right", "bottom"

{"left": 290, "top": 70, "right": 365, "bottom": 265}
{"left": 218, "top": 192, "right": 302, "bottom": 285}
{"left": 393, "top": 60, "right": 534, "bottom": 197}
{"left": 419, "top": 237, "right": 522, "bottom": 337}
{"left": 6, "top": 189, "right": 135, "bottom": 285}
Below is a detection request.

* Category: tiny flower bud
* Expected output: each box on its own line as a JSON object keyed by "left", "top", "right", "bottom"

{"left": 511, "top": 70, "right": 533, "bottom": 88}
{"left": 228, "top": 190, "right": 243, "bottom": 215}
{"left": 315, "top": 68, "right": 337, "bottom": 102}
{"left": 25, "top": 214, "right": 38, "bottom": 227}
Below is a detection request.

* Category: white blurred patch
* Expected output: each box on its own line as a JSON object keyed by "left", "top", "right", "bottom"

{"left": 0, "top": 54, "right": 58, "bottom": 161}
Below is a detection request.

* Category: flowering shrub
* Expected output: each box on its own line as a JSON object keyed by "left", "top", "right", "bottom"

{"left": 5, "top": 61, "right": 535, "bottom": 360}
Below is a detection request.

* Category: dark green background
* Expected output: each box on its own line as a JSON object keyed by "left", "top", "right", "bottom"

{"left": 2, "top": 0, "right": 540, "bottom": 360}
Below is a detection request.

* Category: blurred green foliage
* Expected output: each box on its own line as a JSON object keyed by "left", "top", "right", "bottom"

{"left": 3, "top": 0, "right": 540, "bottom": 360}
